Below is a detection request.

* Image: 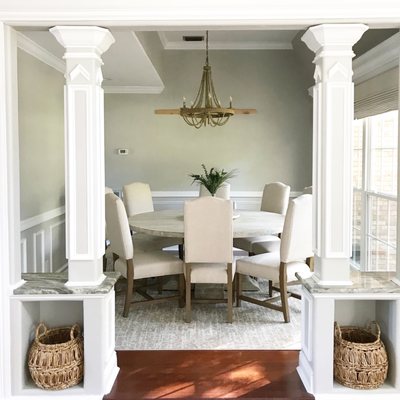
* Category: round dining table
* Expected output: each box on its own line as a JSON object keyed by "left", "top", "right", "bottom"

{"left": 128, "top": 209, "right": 285, "bottom": 239}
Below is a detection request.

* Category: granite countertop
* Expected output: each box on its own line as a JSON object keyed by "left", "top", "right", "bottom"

{"left": 296, "top": 270, "right": 400, "bottom": 294}
{"left": 13, "top": 272, "right": 121, "bottom": 295}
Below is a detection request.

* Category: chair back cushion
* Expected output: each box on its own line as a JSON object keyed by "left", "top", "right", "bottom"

{"left": 260, "top": 182, "right": 290, "bottom": 214}
{"left": 122, "top": 182, "right": 154, "bottom": 217}
{"left": 105, "top": 193, "right": 133, "bottom": 260}
{"left": 184, "top": 197, "right": 233, "bottom": 263}
{"left": 105, "top": 186, "right": 114, "bottom": 195}
{"left": 199, "top": 183, "right": 230, "bottom": 199}
{"left": 280, "top": 194, "right": 313, "bottom": 263}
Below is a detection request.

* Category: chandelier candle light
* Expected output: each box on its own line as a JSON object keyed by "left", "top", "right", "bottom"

{"left": 155, "top": 31, "right": 256, "bottom": 128}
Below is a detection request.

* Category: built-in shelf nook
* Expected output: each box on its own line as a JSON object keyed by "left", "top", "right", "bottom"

{"left": 10, "top": 273, "right": 120, "bottom": 397}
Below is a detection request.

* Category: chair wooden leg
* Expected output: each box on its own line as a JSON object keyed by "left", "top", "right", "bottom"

{"left": 279, "top": 262, "right": 290, "bottom": 323}
{"left": 227, "top": 263, "right": 233, "bottom": 323}
{"left": 185, "top": 263, "right": 192, "bottom": 323}
{"left": 103, "top": 254, "right": 107, "bottom": 272}
{"left": 178, "top": 244, "right": 184, "bottom": 260}
{"left": 268, "top": 280, "right": 273, "bottom": 297}
{"left": 178, "top": 274, "right": 185, "bottom": 308}
{"left": 123, "top": 259, "right": 134, "bottom": 318}
{"left": 157, "top": 277, "right": 163, "bottom": 294}
{"left": 236, "top": 273, "right": 242, "bottom": 307}
{"left": 306, "top": 256, "right": 314, "bottom": 272}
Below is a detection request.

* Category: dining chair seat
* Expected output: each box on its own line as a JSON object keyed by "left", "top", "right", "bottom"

{"left": 184, "top": 262, "right": 237, "bottom": 284}
{"left": 115, "top": 249, "right": 183, "bottom": 281}
{"left": 237, "top": 252, "right": 312, "bottom": 284}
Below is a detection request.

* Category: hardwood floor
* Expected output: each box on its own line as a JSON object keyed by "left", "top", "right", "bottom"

{"left": 104, "top": 350, "right": 314, "bottom": 399}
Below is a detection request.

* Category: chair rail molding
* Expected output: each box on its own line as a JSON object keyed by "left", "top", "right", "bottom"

{"left": 353, "top": 32, "right": 400, "bottom": 85}
{"left": 20, "top": 206, "right": 65, "bottom": 231}
{"left": 144, "top": 190, "right": 303, "bottom": 211}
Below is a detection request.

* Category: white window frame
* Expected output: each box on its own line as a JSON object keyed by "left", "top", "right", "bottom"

{"left": 352, "top": 113, "right": 398, "bottom": 271}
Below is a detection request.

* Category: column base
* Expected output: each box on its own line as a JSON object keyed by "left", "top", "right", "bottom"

{"left": 313, "top": 256, "right": 353, "bottom": 286}
{"left": 311, "top": 274, "right": 353, "bottom": 287}
{"left": 66, "top": 258, "right": 105, "bottom": 286}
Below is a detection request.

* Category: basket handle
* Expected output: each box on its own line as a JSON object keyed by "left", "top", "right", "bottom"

{"left": 367, "top": 321, "right": 381, "bottom": 340}
{"left": 70, "top": 324, "right": 81, "bottom": 340}
{"left": 334, "top": 322, "right": 342, "bottom": 340}
{"left": 35, "top": 322, "right": 47, "bottom": 341}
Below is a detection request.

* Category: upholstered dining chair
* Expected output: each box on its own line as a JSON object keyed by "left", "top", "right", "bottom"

{"left": 105, "top": 192, "right": 184, "bottom": 317}
{"left": 235, "top": 194, "right": 313, "bottom": 323}
{"left": 103, "top": 186, "right": 115, "bottom": 271}
{"left": 184, "top": 197, "right": 235, "bottom": 323}
{"left": 233, "top": 182, "right": 290, "bottom": 255}
{"left": 122, "top": 182, "right": 183, "bottom": 252}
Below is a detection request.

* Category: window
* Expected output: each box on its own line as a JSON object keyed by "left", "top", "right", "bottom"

{"left": 352, "top": 110, "right": 398, "bottom": 271}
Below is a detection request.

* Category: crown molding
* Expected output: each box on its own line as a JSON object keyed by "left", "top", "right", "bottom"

{"left": 104, "top": 85, "right": 164, "bottom": 94}
{"left": 16, "top": 32, "right": 65, "bottom": 73}
{"left": 158, "top": 32, "right": 293, "bottom": 50}
{"left": 353, "top": 32, "right": 400, "bottom": 85}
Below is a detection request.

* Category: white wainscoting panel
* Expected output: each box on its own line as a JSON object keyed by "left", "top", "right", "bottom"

{"left": 20, "top": 208, "right": 66, "bottom": 273}
{"left": 20, "top": 238, "right": 27, "bottom": 273}
{"left": 50, "top": 220, "right": 67, "bottom": 272}
{"left": 33, "top": 229, "right": 45, "bottom": 272}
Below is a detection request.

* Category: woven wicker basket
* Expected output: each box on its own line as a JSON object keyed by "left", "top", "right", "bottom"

{"left": 334, "top": 321, "right": 388, "bottom": 389}
{"left": 28, "top": 323, "right": 84, "bottom": 390}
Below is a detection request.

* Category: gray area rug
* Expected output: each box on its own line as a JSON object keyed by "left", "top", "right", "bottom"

{"left": 114, "top": 277, "right": 302, "bottom": 350}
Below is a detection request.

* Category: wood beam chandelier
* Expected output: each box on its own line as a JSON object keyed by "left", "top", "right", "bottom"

{"left": 155, "top": 31, "right": 256, "bottom": 128}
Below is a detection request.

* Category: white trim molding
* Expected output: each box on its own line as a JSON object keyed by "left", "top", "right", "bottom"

{"left": 104, "top": 85, "right": 164, "bottom": 94}
{"left": 353, "top": 32, "right": 400, "bottom": 85}
{"left": 150, "top": 190, "right": 302, "bottom": 211}
{"left": 158, "top": 32, "right": 293, "bottom": 50}
{"left": 17, "top": 32, "right": 65, "bottom": 73}
{"left": 20, "top": 206, "right": 65, "bottom": 231}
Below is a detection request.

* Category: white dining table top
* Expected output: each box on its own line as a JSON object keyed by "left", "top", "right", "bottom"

{"left": 128, "top": 209, "right": 285, "bottom": 239}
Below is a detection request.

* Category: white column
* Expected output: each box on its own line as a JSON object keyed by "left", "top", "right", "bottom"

{"left": 50, "top": 26, "right": 115, "bottom": 286}
{"left": 302, "top": 24, "right": 368, "bottom": 285}
{"left": 0, "top": 22, "right": 21, "bottom": 399}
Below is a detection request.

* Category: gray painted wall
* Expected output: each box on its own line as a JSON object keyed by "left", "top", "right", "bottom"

{"left": 18, "top": 49, "right": 66, "bottom": 272}
{"left": 105, "top": 49, "right": 313, "bottom": 192}
{"left": 18, "top": 50, "right": 65, "bottom": 219}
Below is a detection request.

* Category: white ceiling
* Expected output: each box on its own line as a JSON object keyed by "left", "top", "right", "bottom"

{"left": 18, "top": 29, "right": 301, "bottom": 93}
{"left": 158, "top": 30, "right": 298, "bottom": 50}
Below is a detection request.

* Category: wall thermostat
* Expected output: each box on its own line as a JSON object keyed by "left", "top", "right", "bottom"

{"left": 117, "top": 148, "right": 129, "bottom": 155}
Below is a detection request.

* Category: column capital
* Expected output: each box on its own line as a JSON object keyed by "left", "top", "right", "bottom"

{"left": 302, "top": 24, "right": 368, "bottom": 56}
{"left": 50, "top": 26, "right": 115, "bottom": 57}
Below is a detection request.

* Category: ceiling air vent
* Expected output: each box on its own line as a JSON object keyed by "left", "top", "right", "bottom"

{"left": 182, "top": 35, "right": 204, "bottom": 42}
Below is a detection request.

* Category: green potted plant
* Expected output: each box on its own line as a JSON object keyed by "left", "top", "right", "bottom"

{"left": 189, "top": 164, "right": 237, "bottom": 196}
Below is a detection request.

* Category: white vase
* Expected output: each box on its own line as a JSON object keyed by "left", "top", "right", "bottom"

{"left": 199, "top": 183, "right": 230, "bottom": 199}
